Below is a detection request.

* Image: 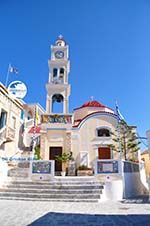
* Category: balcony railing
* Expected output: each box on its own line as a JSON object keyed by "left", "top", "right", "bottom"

{"left": 41, "top": 114, "right": 72, "bottom": 124}
{"left": 95, "top": 159, "right": 120, "bottom": 174}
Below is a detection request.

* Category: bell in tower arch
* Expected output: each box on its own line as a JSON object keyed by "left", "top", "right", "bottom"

{"left": 52, "top": 94, "right": 64, "bottom": 113}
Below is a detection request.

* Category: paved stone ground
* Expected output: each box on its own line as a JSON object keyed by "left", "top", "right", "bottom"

{"left": 0, "top": 198, "right": 149, "bottom": 226}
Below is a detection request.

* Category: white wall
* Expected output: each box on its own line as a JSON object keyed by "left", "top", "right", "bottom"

{"left": 123, "top": 162, "right": 148, "bottom": 198}
{"left": 0, "top": 159, "right": 8, "bottom": 186}
{"left": 98, "top": 161, "right": 148, "bottom": 201}
{"left": 100, "top": 177, "right": 124, "bottom": 201}
{"left": 123, "top": 172, "right": 143, "bottom": 198}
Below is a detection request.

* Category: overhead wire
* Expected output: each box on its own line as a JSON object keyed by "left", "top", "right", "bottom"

{"left": 137, "top": 132, "right": 148, "bottom": 148}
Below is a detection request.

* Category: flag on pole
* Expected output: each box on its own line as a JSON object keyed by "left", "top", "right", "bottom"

{"left": 5, "top": 63, "right": 19, "bottom": 87}
{"left": 115, "top": 101, "right": 125, "bottom": 121}
{"left": 9, "top": 65, "right": 19, "bottom": 74}
{"left": 35, "top": 105, "right": 39, "bottom": 126}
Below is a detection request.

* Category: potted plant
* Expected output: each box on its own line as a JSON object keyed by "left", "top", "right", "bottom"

{"left": 34, "top": 145, "right": 41, "bottom": 160}
{"left": 55, "top": 152, "right": 71, "bottom": 176}
{"left": 77, "top": 165, "right": 93, "bottom": 176}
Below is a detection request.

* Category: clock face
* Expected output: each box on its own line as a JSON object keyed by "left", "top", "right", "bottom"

{"left": 55, "top": 51, "right": 64, "bottom": 59}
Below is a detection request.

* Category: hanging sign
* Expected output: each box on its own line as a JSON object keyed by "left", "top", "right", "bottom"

{"left": 8, "top": 81, "right": 27, "bottom": 99}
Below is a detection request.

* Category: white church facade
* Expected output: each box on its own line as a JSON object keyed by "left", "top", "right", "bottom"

{"left": 39, "top": 36, "right": 124, "bottom": 174}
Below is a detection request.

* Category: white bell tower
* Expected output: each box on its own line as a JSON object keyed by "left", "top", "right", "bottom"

{"left": 46, "top": 35, "right": 71, "bottom": 114}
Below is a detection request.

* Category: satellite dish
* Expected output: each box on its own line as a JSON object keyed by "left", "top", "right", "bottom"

{"left": 8, "top": 81, "right": 27, "bottom": 99}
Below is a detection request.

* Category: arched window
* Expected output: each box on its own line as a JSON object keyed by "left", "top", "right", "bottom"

{"left": 97, "top": 128, "right": 110, "bottom": 137}
{"left": 52, "top": 94, "right": 64, "bottom": 113}
{"left": 56, "top": 40, "right": 65, "bottom": 47}
{"left": 57, "top": 42, "right": 62, "bottom": 46}
{"left": 59, "top": 68, "right": 64, "bottom": 83}
{"left": 53, "top": 68, "right": 58, "bottom": 78}
{"left": 60, "top": 68, "right": 64, "bottom": 75}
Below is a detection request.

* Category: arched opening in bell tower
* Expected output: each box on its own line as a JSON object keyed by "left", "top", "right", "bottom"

{"left": 59, "top": 68, "right": 64, "bottom": 83}
{"left": 52, "top": 94, "right": 64, "bottom": 113}
{"left": 53, "top": 68, "right": 58, "bottom": 78}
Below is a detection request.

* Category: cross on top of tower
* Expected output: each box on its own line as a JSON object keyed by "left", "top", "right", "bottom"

{"left": 58, "top": 34, "right": 63, "bottom": 39}
{"left": 90, "top": 96, "right": 94, "bottom": 101}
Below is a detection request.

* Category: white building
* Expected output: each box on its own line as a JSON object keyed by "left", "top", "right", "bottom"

{"left": 0, "top": 83, "right": 23, "bottom": 157}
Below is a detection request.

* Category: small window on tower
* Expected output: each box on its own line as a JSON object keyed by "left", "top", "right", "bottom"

{"left": 53, "top": 68, "right": 57, "bottom": 77}
{"left": 60, "top": 68, "right": 64, "bottom": 75}
{"left": 60, "top": 68, "right": 64, "bottom": 79}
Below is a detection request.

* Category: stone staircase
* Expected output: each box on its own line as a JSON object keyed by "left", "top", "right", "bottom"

{"left": 0, "top": 177, "right": 104, "bottom": 202}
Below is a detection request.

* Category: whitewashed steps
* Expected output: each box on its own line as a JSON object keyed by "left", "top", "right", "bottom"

{"left": 0, "top": 197, "right": 98, "bottom": 202}
{"left": 0, "top": 177, "right": 104, "bottom": 202}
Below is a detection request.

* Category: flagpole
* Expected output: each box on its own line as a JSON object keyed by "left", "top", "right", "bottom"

{"left": 5, "top": 63, "right": 11, "bottom": 87}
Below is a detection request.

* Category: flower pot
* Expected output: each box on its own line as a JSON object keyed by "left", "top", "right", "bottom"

{"left": 61, "top": 171, "right": 66, "bottom": 177}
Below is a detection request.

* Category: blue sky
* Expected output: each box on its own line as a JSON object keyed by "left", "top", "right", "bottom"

{"left": 0, "top": 0, "right": 150, "bottom": 148}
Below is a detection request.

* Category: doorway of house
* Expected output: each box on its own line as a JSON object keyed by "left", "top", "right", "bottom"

{"left": 49, "top": 147, "right": 62, "bottom": 175}
{"left": 98, "top": 147, "right": 111, "bottom": 159}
